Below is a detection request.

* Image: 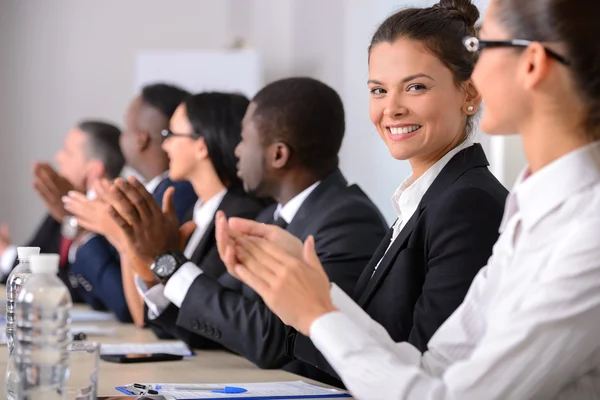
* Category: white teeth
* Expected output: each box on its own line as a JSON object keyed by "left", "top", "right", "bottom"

{"left": 389, "top": 125, "right": 421, "bottom": 135}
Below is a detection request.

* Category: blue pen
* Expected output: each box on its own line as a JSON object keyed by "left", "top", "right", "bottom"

{"left": 153, "top": 384, "right": 247, "bottom": 394}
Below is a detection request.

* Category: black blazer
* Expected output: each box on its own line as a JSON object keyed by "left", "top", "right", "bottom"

{"left": 147, "top": 189, "right": 264, "bottom": 341}
{"left": 155, "top": 170, "right": 388, "bottom": 386}
{"left": 292, "top": 144, "right": 508, "bottom": 381}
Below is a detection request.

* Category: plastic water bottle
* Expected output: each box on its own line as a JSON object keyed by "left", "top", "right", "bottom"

{"left": 5, "top": 247, "right": 41, "bottom": 353}
{"left": 12, "top": 253, "right": 73, "bottom": 400}
{"left": 4, "top": 246, "right": 40, "bottom": 399}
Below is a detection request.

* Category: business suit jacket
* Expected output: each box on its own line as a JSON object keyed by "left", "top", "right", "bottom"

{"left": 151, "top": 170, "right": 388, "bottom": 386}
{"left": 153, "top": 178, "right": 198, "bottom": 224}
{"left": 292, "top": 144, "right": 508, "bottom": 381}
{"left": 0, "top": 214, "right": 92, "bottom": 305}
{"left": 146, "top": 189, "right": 264, "bottom": 341}
{"left": 69, "top": 177, "right": 198, "bottom": 322}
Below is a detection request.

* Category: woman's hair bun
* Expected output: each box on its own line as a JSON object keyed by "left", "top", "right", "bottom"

{"left": 434, "top": 0, "right": 480, "bottom": 28}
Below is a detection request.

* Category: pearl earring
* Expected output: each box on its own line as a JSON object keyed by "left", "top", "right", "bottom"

{"left": 467, "top": 105, "right": 474, "bottom": 112}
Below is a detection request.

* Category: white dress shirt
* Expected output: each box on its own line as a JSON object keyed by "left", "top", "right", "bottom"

{"left": 143, "top": 170, "right": 170, "bottom": 194}
{"left": 373, "top": 139, "right": 473, "bottom": 274}
{"left": 310, "top": 141, "right": 600, "bottom": 399}
{"left": 137, "top": 182, "right": 321, "bottom": 319}
{"left": 273, "top": 181, "right": 320, "bottom": 223}
{"left": 136, "top": 189, "right": 227, "bottom": 318}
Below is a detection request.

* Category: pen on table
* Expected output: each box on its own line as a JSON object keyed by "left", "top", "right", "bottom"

{"left": 153, "top": 385, "right": 225, "bottom": 390}
{"left": 151, "top": 384, "right": 247, "bottom": 394}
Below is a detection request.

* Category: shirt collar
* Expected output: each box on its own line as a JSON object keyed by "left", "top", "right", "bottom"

{"left": 144, "top": 170, "right": 171, "bottom": 194}
{"left": 192, "top": 189, "right": 227, "bottom": 226}
{"left": 391, "top": 138, "right": 474, "bottom": 223}
{"left": 274, "top": 181, "right": 321, "bottom": 224}
{"left": 503, "top": 141, "right": 600, "bottom": 232}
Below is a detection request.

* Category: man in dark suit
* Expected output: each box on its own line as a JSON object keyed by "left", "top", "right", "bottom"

{"left": 103, "top": 77, "right": 389, "bottom": 387}
{"left": 65, "top": 83, "right": 198, "bottom": 322}
{"left": 0, "top": 121, "right": 125, "bottom": 308}
{"left": 118, "top": 83, "right": 197, "bottom": 222}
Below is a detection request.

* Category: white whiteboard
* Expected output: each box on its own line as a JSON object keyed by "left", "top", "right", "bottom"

{"left": 133, "top": 49, "right": 263, "bottom": 98}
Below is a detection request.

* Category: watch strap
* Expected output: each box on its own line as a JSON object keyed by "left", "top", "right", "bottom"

{"left": 152, "top": 251, "right": 189, "bottom": 283}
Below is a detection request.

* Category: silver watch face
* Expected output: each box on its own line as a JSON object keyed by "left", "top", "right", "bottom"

{"left": 155, "top": 255, "right": 178, "bottom": 278}
{"left": 61, "top": 216, "right": 79, "bottom": 239}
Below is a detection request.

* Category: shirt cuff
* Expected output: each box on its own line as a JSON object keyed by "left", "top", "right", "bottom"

{"left": 0, "top": 245, "right": 17, "bottom": 277}
{"left": 163, "top": 262, "right": 203, "bottom": 308}
{"left": 134, "top": 274, "right": 170, "bottom": 320}
{"left": 68, "top": 233, "right": 98, "bottom": 264}
{"left": 310, "top": 311, "right": 368, "bottom": 362}
{"left": 309, "top": 311, "right": 421, "bottom": 375}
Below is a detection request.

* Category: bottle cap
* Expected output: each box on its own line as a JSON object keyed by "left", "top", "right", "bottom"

{"left": 16, "top": 246, "right": 41, "bottom": 260}
{"left": 29, "top": 254, "right": 60, "bottom": 274}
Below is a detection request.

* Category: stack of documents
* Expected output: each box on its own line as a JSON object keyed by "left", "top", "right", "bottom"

{"left": 116, "top": 381, "right": 351, "bottom": 399}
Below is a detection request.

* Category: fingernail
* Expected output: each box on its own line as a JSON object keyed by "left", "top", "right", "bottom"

{"left": 61, "top": 196, "right": 70, "bottom": 203}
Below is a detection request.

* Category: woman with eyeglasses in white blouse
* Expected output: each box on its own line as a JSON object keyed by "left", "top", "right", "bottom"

{"left": 216, "top": 0, "right": 600, "bottom": 398}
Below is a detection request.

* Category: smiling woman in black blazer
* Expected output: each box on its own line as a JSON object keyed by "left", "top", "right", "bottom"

{"left": 218, "top": 0, "right": 508, "bottom": 385}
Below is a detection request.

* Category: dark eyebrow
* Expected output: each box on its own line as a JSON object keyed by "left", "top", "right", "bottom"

{"left": 367, "top": 73, "right": 435, "bottom": 86}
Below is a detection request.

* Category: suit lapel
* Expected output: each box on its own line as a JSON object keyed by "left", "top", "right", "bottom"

{"left": 151, "top": 177, "right": 170, "bottom": 205}
{"left": 355, "top": 143, "right": 489, "bottom": 307}
{"left": 188, "top": 191, "right": 237, "bottom": 265}
{"left": 352, "top": 226, "right": 393, "bottom": 296}
{"left": 356, "top": 210, "right": 420, "bottom": 306}
{"left": 285, "top": 169, "right": 347, "bottom": 238}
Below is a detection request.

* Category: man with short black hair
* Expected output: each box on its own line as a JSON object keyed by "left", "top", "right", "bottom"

{"left": 119, "top": 83, "right": 197, "bottom": 218}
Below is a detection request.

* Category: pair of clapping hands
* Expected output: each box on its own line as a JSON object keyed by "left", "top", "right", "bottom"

{"left": 64, "top": 174, "right": 336, "bottom": 335}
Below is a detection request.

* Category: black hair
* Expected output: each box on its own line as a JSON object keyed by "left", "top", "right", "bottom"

{"left": 370, "top": 0, "right": 480, "bottom": 135}
{"left": 252, "top": 77, "right": 345, "bottom": 177}
{"left": 184, "top": 92, "right": 250, "bottom": 190}
{"left": 141, "top": 83, "right": 191, "bottom": 119}
{"left": 497, "top": 0, "right": 600, "bottom": 140}
{"left": 78, "top": 120, "right": 125, "bottom": 179}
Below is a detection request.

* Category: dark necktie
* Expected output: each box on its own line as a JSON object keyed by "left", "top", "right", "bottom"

{"left": 273, "top": 217, "right": 288, "bottom": 229}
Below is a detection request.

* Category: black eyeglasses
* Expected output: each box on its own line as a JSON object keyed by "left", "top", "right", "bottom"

{"left": 463, "top": 36, "right": 571, "bottom": 66}
{"left": 160, "top": 129, "right": 200, "bottom": 140}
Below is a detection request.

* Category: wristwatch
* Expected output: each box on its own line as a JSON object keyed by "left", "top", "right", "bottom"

{"left": 61, "top": 216, "right": 79, "bottom": 240}
{"left": 151, "top": 252, "right": 189, "bottom": 283}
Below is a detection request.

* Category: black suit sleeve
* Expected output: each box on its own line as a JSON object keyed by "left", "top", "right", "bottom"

{"left": 146, "top": 240, "right": 228, "bottom": 348}
{"left": 146, "top": 196, "right": 262, "bottom": 346}
{"left": 173, "top": 200, "right": 387, "bottom": 369}
{"left": 407, "top": 187, "right": 503, "bottom": 351}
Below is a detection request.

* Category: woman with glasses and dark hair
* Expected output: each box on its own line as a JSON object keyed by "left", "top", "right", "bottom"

{"left": 125, "top": 92, "right": 264, "bottom": 334}
{"left": 219, "top": 0, "right": 600, "bottom": 397}
{"left": 217, "top": 0, "right": 507, "bottom": 385}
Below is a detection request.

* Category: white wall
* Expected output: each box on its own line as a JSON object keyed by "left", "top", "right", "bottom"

{"left": 0, "top": 0, "right": 230, "bottom": 242}
{"left": 0, "top": 0, "right": 525, "bottom": 242}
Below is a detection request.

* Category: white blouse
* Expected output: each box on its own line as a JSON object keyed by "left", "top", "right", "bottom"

{"left": 309, "top": 141, "right": 600, "bottom": 399}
